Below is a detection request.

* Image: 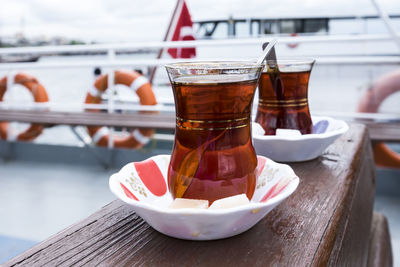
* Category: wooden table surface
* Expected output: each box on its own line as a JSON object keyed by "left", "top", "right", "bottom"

{"left": 4, "top": 124, "right": 377, "bottom": 267}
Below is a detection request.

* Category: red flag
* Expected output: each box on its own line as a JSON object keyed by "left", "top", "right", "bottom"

{"left": 167, "top": 0, "right": 196, "bottom": 58}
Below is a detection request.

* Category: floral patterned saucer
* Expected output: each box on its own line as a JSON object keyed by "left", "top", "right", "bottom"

{"left": 253, "top": 116, "right": 349, "bottom": 162}
{"left": 109, "top": 155, "right": 299, "bottom": 240}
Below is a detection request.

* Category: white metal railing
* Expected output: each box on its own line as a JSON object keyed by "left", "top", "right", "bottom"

{"left": 0, "top": 34, "right": 399, "bottom": 71}
{"left": 0, "top": 56, "right": 400, "bottom": 71}
{"left": 371, "top": 0, "right": 400, "bottom": 50}
{"left": 0, "top": 33, "right": 399, "bottom": 55}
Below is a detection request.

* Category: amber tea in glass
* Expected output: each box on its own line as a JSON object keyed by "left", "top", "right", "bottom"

{"left": 165, "top": 62, "right": 262, "bottom": 204}
{"left": 255, "top": 59, "right": 315, "bottom": 135}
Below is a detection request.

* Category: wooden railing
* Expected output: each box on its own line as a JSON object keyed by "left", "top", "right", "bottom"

{"left": 0, "top": 109, "right": 399, "bottom": 142}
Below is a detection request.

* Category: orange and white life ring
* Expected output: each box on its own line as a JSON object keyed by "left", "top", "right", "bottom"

{"left": 0, "top": 73, "right": 49, "bottom": 141}
{"left": 85, "top": 70, "right": 157, "bottom": 149}
{"left": 357, "top": 70, "right": 400, "bottom": 168}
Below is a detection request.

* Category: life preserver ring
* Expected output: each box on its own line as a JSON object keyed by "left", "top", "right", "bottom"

{"left": 287, "top": 33, "right": 299, "bottom": 49}
{"left": 0, "top": 73, "right": 49, "bottom": 141}
{"left": 357, "top": 69, "right": 400, "bottom": 168}
{"left": 85, "top": 70, "right": 157, "bottom": 149}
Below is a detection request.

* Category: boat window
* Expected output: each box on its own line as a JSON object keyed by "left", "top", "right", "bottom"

{"left": 280, "top": 20, "right": 303, "bottom": 34}
{"left": 195, "top": 23, "right": 216, "bottom": 38}
{"left": 304, "top": 19, "right": 328, "bottom": 33}
{"left": 195, "top": 22, "right": 229, "bottom": 38}
{"left": 250, "top": 21, "right": 259, "bottom": 36}
{"left": 263, "top": 20, "right": 279, "bottom": 34}
{"left": 235, "top": 22, "right": 249, "bottom": 37}
{"left": 213, "top": 23, "right": 228, "bottom": 38}
{"left": 262, "top": 21, "right": 273, "bottom": 34}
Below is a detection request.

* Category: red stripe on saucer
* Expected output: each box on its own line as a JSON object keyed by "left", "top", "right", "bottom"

{"left": 261, "top": 177, "right": 292, "bottom": 202}
{"left": 134, "top": 159, "right": 167, "bottom": 196}
{"left": 257, "top": 156, "right": 267, "bottom": 177}
{"left": 120, "top": 183, "right": 139, "bottom": 200}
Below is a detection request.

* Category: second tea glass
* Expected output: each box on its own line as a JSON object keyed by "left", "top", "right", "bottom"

{"left": 255, "top": 59, "right": 315, "bottom": 135}
{"left": 165, "top": 62, "right": 262, "bottom": 204}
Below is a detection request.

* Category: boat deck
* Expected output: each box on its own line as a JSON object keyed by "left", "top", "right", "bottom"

{"left": 0, "top": 142, "right": 399, "bottom": 265}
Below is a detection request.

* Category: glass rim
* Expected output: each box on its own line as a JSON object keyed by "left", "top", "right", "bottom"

{"left": 165, "top": 61, "right": 263, "bottom": 70}
{"left": 265, "top": 58, "right": 315, "bottom": 65}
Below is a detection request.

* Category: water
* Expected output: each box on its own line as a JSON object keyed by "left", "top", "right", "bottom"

{"left": 0, "top": 159, "right": 117, "bottom": 264}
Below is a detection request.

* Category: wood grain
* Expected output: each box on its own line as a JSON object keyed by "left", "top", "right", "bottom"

{"left": 326, "top": 127, "right": 375, "bottom": 266}
{"left": 367, "top": 212, "right": 393, "bottom": 267}
{"left": 0, "top": 109, "right": 175, "bottom": 129}
{"left": 4, "top": 124, "right": 376, "bottom": 267}
{"left": 367, "top": 122, "right": 400, "bottom": 142}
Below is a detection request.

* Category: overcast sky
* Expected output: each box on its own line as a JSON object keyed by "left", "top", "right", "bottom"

{"left": 0, "top": 0, "right": 399, "bottom": 43}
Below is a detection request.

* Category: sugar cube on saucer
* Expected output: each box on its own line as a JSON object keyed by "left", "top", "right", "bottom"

{"left": 276, "top": 128, "right": 301, "bottom": 136}
{"left": 208, "top": 194, "right": 250, "bottom": 210}
{"left": 169, "top": 198, "right": 209, "bottom": 209}
{"left": 252, "top": 122, "right": 265, "bottom": 135}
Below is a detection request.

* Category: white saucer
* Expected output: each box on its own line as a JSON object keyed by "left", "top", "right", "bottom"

{"left": 109, "top": 154, "right": 299, "bottom": 240}
{"left": 252, "top": 116, "right": 349, "bottom": 162}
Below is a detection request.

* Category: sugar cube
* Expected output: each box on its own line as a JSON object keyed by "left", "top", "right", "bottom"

{"left": 276, "top": 128, "right": 301, "bottom": 136}
{"left": 169, "top": 198, "right": 209, "bottom": 209}
{"left": 208, "top": 194, "right": 250, "bottom": 210}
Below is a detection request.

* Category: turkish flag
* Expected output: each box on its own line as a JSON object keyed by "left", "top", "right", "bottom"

{"left": 167, "top": 0, "right": 196, "bottom": 58}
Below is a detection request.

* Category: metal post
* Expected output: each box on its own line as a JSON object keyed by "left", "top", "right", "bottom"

{"left": 149, "top": 0, "right": 182, "bottom": 84}
{"left": 370, "top": 0, "right": 400, "bottom": 51}
{"left": 6, "top": 70, "right": 14, "bottom": 101}
{"left": 107, "top": 49, "right": 116, "bottom": 149}
{"left": 70, "top": 126, "right": 110, "bottom": 169}
{"left": 249, "top": 19, "right": 252, "bottom": 36}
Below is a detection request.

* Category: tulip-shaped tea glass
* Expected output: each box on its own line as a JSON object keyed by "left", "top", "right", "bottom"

{"left": 255, "top": 59, "right": 315, "bottom": 135}
{"left": 165, "top": 62, "right": 263, "bottom": 204}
